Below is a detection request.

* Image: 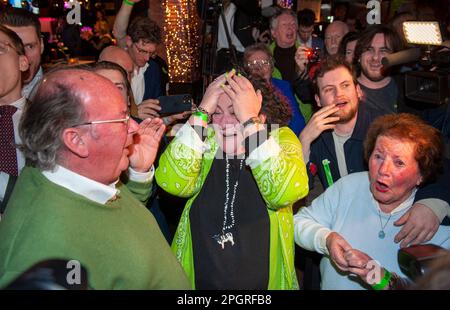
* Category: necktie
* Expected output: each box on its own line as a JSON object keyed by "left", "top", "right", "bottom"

{"left": 0, "top": 105, "right": 18, "bottom": 176}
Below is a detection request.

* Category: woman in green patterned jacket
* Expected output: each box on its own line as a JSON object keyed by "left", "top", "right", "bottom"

{"left": 155, "top": 70, "right": 309, "bottom": 289}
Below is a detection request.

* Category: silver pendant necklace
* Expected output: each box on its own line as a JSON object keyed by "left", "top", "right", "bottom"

{"left": 213, "top": 157, "right": 244, "bottom": 249}
{"left": 377, "top": 209, "right": 392, "bottom": 239}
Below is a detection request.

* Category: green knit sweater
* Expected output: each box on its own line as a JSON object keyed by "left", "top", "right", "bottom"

{"left": 0, "top": 167, "right": 191, "bottom": 289}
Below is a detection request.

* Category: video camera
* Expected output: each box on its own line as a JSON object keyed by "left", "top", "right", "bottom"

{"left": 381, "top": 22, "right": 449, "bottom": 106}
{"left": 398, "top": 244, "right": 448, "bottom": 281}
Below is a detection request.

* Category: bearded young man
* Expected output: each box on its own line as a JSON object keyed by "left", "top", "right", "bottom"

{"left": 353, "top": 25, "right": 403, "bottom": 114}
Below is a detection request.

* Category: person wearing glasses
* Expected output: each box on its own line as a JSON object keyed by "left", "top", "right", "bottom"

{"left": 297, "top": 55, "right": 450, "bottom": 289}
{"left": 243, "top": 43, "right": 305, "bottom": 136}
{"left": 0, "top": 25, "right": 29, "bottom": 218}
{"left": 0, "top": 7, "right": 44, "bottom": 100}
{"left": 0, "top": 68, "right": 191, "bottom": 289}
{"left": 113, "top": 0, "right": 168, "bottom": 122}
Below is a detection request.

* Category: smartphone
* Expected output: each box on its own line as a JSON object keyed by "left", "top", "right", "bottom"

{"left": 158, "top": 94, "right": 193, "bottom": 116}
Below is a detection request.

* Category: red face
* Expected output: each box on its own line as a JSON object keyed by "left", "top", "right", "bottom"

{"left": 368, "top": 135, "right": 423, "bottom": 211}
{"left": 82, "top": 79, "right": 139, "bottom": 184}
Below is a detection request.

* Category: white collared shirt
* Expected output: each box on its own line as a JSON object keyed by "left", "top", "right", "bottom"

{"left": 131, "top": 63, "right": 150, "bottom": 105}
{"left": 42, "top": 165, "right": 154, "bottom": 204}
{"left": 22, "top": 67, "right": 43, "bottom": 100}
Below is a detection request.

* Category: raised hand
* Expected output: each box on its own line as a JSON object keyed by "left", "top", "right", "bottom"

{"left": 138, "top": 99, "right": 161, "bottom": 119}
{"left": 198, "top": 70, "right": 235, "bottom": 115}
{"left": 163, "top": 111, "right": 191, "bottom": 126}
{"left": 221, "top": 74, "right": 262, "bottom": 124}
{"left": 128, "top": 118, "right": 165, "bottom": 172}
{"left": 295, "top": 46, "right": 310, "bottom": 75}
{"left": 299, "top": 104, "right": 340, "bottom": 161}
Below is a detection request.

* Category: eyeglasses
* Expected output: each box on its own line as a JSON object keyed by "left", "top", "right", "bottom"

{"left": 0, "top": 41, "right": 17, "bottom": 55}
{"left": 133, "top": 43, "right": 156, "bottom": 58}
{"left": 75, "top": 115, "right": 130, "bottom": 127}
{"left": 245, "top": 59, "right": 273, "bottom": 70}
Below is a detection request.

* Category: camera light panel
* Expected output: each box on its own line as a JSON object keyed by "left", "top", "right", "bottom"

{"left": 403, "top": 21, "right": 442, "bottom": 46}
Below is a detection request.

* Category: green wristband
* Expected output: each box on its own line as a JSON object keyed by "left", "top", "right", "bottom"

{"left": 193, "top": 111, "right": 208, "bottom": 123}
{"left": 123, "top": 0, "right": 135, "bottom": 6}
{"left": 322, "top": 159, "right": 333, "bottom": 187}
{"left": 372, "top": 269, "right": 392, "bottom": 290}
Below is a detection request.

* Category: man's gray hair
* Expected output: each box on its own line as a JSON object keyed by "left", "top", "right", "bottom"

{"left": 19, "top": 75, "right": 86, "bottom": 170}
{"left": 270, "top": 8, "right": 297, "bottom": 30}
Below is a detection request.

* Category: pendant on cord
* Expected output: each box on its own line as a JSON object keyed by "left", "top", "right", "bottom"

{"left": 213, "top": 158, "right": 243, "bottom": 250}
{"left": 213, "top": 232, "right": 235, "bottom": 249}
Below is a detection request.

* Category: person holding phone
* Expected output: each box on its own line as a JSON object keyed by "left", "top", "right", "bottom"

{"left": 155, "top": 70, "right": 309, "bottom": 289}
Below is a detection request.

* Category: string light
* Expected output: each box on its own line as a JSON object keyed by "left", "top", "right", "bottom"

{"left": 163, "top": 0, "right": 201, "bottom": 83}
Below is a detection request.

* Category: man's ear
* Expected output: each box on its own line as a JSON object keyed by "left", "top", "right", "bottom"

{"left": 356, "top": 84, "right": 363, "bottom": 100}
{"left": 62, "top": 128, "right": 89, "bottom": 158}
{"left": 19, "top": 55, "right": 29, "bottom": 73}
{"left": 315, "top": 94, "right": 322, "bottom": 107}
{"left": 270, "top": 28, "right": 276, "bottom": 40}
{"left": 259, "top": 113, "right": 267, "bottom": 124}
{"left": 40, "top": 36, "right": 44, "bottom": 55}
{"left": 125, "top": 36, "right": 133, "bottom": 49}
{"left": 416, "top": 174, "right": 424, "bottom": 187}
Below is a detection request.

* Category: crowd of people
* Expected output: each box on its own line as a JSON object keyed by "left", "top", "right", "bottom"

{"left": 0, "top": 0, "right": 449, "bottom": 290}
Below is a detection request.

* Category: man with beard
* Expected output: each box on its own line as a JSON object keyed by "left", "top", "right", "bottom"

{"left": 353, "top": 25, "right": 404, "bottom": 114}
{"left": 0, "top": 8, "right": 44, "bottom": 99}
{"left": 299, "top": 55, "right": 449, "bottom": 248}
{"left": 297, "top": 55, "right": 449, "bottom": 289}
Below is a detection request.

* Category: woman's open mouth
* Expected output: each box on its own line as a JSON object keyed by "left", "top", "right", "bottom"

{"left": 374, "top": 180, "right": 389, "bottom": 193}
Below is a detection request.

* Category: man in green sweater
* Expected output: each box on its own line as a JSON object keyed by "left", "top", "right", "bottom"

{"left": 0, "top": 68, "right": 190, "bottom": 289}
